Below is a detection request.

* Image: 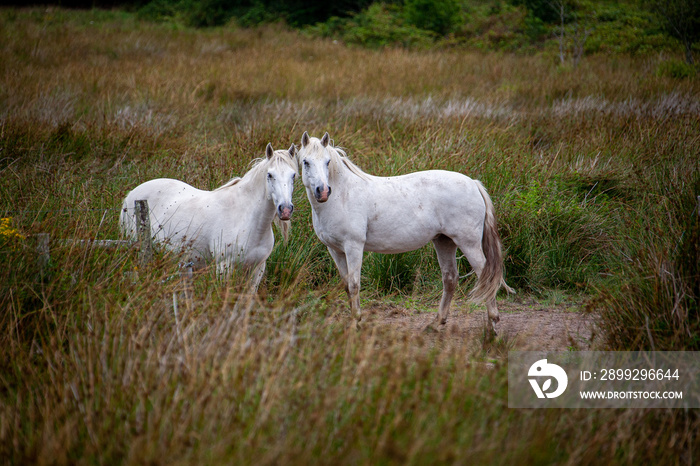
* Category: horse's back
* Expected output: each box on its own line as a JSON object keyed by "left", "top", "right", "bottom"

{"left": 120, "top": 178, "right": 205, "bottom": 240}
{"left": 332, "top": 169, "right": 487, "bottom": 253}
{"left": 395, "top": 169, "right": 477, "bottom": 188}
{"left": 370, "top": 170, "right": 483, "bottom": 213}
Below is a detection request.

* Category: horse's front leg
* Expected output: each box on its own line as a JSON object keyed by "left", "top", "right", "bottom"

{"left": 343, "top": 245, "right": 364, "bottom": 329}
{"left": 249, "top": 261, "right": 266, "bottom": 294}
{"left": 216, "top": 259, "right": 231, "bottom": 279}
{"left": 328, "top": 244, "right": 364, "bottom": 328}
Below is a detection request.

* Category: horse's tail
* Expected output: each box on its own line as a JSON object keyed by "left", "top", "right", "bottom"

{"left": 469, "top": 180, "right": 515, "bottom": 303}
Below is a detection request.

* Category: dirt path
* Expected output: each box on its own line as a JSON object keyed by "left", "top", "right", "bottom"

{"left": 355, "top": 297, "right": 598, "bottom": 352}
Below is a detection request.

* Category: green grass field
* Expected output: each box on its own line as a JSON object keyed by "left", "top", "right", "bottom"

{"left": 1, "top": 8, "right": 698, "bottom": 465}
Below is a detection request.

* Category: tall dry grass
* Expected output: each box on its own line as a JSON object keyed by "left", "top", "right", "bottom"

{"left": 1, "top": 244, "right": 698, "bottom": 465}
{"left": 1, "top": 7, "right": 699, "bottom": 465}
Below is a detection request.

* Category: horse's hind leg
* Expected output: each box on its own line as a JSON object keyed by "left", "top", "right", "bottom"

{"left": 455, "top": 239, "right": 499, "bottom": 336}
{"left": 432, "top": 235, "right": 459, "bottom": 326}
{"left": 327, "top": 247, "right": 349, "bottom": 294}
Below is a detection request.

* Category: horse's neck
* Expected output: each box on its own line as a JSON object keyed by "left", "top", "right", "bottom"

{"left": 332, "top": 157, "right": 365, "bottom": 190}
{"left": 229, "top": 168, "right": 276, "bottom": 225}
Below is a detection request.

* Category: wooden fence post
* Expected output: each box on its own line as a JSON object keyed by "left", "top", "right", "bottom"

{"left": 134, "top": 200, "right": 153, "bottom": 265}
{"left": 36, "top": 232, "right": 50, "bottom": 278}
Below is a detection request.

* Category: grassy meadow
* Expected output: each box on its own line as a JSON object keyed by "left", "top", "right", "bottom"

{"left": 1, "top": 7, "right": 699, "bottom": 465}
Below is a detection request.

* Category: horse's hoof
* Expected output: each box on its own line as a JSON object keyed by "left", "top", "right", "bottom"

{"left": 423, "top": 323, "right": 440, "bottom": 334}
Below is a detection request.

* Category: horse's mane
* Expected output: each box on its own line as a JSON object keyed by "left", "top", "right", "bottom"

{"left": 214, "top": 177, "right": 241, "bottom": 191}
{"left": 248, "top": 149, "right": 299, "bottom": 178}
{"left": 326, "top": 144, "right": 372, "bottom": 182}
{"left": 214, "top": 149, "right": 298, "bottom": 191}
{"left": 304, "top": 138, "right": 372, "bottom": 180}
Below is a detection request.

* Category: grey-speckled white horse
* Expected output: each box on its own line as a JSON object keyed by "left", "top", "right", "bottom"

{"left": 297, "top": 132, "right": 513, "bottom": 332}
{"left": 120, "top": 143, "right": 297, "bottom": 289}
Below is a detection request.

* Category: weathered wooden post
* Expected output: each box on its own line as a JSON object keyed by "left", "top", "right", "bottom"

{"left": 134, "top": 200, "right": 153, "bottom": 265}
{"left": 36, "top": 232, "right": 50, "bottom": 279}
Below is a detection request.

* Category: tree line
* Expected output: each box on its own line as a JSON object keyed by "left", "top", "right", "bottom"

{"left": 8, "top": 0, "right": 698, "bottom": 64}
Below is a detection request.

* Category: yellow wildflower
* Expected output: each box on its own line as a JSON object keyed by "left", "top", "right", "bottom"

{"left": 0, "top": 218, "right": 26, "bottom": 246}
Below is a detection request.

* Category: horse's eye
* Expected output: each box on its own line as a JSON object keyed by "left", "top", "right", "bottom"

{"left": 303, "top": 160, "right": 309, "bottom": 168}
{"left": 267, "top": 173, "right": 273, "bottom": 180}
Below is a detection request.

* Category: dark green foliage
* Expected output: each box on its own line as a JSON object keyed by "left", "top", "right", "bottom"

{"left": 329, "top": 3, "right": 435, "bottom": 48}
{"left": 403, "top": 0, "right": 461, "bottom": 35}
{"left": 264, "top": 0, "right": 374, "bottom": 26}
{"left": 137, "top": 0, "right": 374, "bottom": 27}
{"left": 645, "top": 0, "right": 700, "bottom": 64}
{"left": 137, "top": 0, "right": 240, "bottom": 27}
{"left": 129, "top": 0, "right": 690, "bottom": 58}
{"left": 509, "top": 0, "right": 560, "bottom": 23}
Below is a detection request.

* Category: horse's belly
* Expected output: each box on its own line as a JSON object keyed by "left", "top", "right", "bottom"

{"left": 153, "top": 223, "right": 212, "bottom": 266}
{"left": 213, "top": 231, "right": 274, "bottom": 267}
{"left": 363, "top": 207, "right": 440, "bottom": 253}
{"left": 363, "top": 232, "right": 434, "bottom": 254}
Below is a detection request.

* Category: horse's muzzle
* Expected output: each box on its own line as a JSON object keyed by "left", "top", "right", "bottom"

{"left": 314, "top": 185, "right": 331, "bottom": 203}
{"left": 278, "top": 204, "right": 294, "bottom": 221}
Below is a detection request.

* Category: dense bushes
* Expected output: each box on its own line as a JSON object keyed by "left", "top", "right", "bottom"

{"left": 136, "top": 0, "right": 374, "bottom": 27}
{"left": 500, "top": 176, "right": 617, "bottom": 292}
{"left": 130, "top": 0, "right": 693, "bottom": 59}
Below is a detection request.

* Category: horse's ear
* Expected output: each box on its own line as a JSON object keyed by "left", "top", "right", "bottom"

{"left": 321, "top": 132, "right": 330, "bottom": 147}
{"left": 266, "top": 143, "right": 273, "bottom": 159}
{"left": 301, "top": 131, "right": 310, "bottom": 148}
{"left": 288, "top": 144, "right": 296, "bottom": 158}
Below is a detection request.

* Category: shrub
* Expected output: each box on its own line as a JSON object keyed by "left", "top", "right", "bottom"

{"left": 403, "top": 0, "right": 461, "bottom": 35}
{"left": 656, "top": 59, "right": 698, "bottom": 79}
{"left": 499, "top": 176, "right": 616, "bottom": 293}
{"left": 509, "top": 0, "right": 560, "bottom": 23}
{"left": 340, "top": 3, "right": 436, "bottom": 48}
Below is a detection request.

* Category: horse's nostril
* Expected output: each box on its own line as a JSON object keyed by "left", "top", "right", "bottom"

{"left": 278, "top": 204, "right": 293, "bottom": 220}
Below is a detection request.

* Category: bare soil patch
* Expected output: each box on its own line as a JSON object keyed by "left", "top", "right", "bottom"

{"left": 355, "top": 296, "right": 598, "bottom": 352}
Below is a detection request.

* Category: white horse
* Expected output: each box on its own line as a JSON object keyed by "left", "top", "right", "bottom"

{"left": 297, "top": 132, "right": 514, "bottom": 333}
{"left": 120, "top": 143, "right": 298, "bottom": 289}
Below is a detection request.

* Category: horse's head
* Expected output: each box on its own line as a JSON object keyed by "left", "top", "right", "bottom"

{"left": 264, "top": 143, "right": 297, "bottom": 220}
{"left": 298, "top": 131, "right": 332, "bottom": 203}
